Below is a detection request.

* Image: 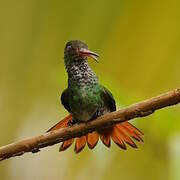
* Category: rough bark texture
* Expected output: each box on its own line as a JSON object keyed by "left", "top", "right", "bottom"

{"left": 0, "top": 88, "right": 179, "bottom": 161}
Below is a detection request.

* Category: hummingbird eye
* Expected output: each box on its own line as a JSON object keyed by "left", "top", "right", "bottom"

{"left": 66, "top": 45, "right": 72, "bottom": 51}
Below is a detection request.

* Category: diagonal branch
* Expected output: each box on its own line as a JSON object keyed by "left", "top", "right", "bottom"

{"left": 0, "top": 88, "right": 180, "bottom": 161}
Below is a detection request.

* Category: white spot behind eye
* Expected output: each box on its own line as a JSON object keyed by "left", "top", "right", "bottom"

{"left": 66, "top": 46, "right": 72, "bottom": 51}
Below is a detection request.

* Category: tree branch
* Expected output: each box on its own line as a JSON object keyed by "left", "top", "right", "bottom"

{"left": 0, "top": 88, "right": 180, "bottom": 161}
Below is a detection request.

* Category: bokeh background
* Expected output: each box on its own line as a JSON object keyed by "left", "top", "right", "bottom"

{"left": 0, "top": 0, "right": 180, "bottom": 179}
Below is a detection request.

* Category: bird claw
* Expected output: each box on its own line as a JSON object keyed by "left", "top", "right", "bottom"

{"left": 67, "top": 119, "right": 78, "bottom": 126}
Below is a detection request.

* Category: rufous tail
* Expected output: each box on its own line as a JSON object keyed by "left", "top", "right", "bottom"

{"left": 47, "top": 114, "right": 144, "bottom": 153}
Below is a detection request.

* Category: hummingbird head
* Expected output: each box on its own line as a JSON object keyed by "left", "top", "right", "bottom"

{"left": 64, "top": 40, "right": 99, "bottom": 66}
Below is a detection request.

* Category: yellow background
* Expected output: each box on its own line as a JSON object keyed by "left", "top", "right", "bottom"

{"left": 0, "top": 0, "right": 180, "bottom": 179}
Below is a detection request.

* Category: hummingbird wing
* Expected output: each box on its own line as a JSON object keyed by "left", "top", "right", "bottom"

{"left": 100, "top": 86, "right": 116, "bottom": 112}
{"left": 61, "top": 88, "right": 71, "bottom": 112}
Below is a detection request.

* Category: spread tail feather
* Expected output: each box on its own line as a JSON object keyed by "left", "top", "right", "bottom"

{"left": 120, "top": 122, "right": 144, "bottom": 142}
{"left": 114, "top": 125, "right": 137, "bottom": 148}
{"left": 59, "top": 138, "right": 74, "bottom": 151}
{"left": 99, "top": 129, "right": 111, "bottom": 147}
{"left": 47, "top": 114, "right": 72, "bottom": 132}
{"left": 47, "top": 114, "right": 144, "bottom": 153}
{"left": 75, "top": 136, "right": 86, "bottom": 153}
{"left": 111, "top": 127, "right": 127, "bottom": 149}
{"left": 86, "top": 131, "right": 99, "bottom": 149}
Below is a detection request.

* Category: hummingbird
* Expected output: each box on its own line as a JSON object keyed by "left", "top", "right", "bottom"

{"left": 48, "top": 40, "right": 143, "bottom": 153}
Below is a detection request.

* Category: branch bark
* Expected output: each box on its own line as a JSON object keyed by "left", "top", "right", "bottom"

{"left": 0, "top": 88, "right": 180, "bottom": 161}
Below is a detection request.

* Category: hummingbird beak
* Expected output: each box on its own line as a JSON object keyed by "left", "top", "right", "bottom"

{"left": 79, "top": 48, "right": 100, "bottom": 62}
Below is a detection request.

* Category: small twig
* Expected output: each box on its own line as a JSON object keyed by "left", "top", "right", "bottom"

{"left": 0, "top": 88, "right": 180, "bottom": 161}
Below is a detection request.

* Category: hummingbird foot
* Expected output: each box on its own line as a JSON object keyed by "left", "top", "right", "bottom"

{"left": 67, "top": 119, "right": 78, "bottom": 126}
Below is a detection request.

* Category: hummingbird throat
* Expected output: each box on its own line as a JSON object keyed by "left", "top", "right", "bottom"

{"left": 66, "top": 60, "right": 98, "bottom": 87}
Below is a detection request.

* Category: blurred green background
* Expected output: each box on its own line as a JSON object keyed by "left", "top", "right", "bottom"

{"left": 0, "top": 0, "right": 180, "bottom": 179}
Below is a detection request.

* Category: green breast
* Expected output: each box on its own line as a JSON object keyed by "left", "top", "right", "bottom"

{"left": 68, "top": 84, "right": 102, "bottom": 121}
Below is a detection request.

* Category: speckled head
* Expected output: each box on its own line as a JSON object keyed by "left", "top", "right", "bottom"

{"left": 64, "top": 40, "right": 99, "bottom": 67}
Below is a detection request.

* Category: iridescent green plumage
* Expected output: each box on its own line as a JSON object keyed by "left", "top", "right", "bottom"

{"left": 62, "top": 40, "right": 116, "bottom": 122}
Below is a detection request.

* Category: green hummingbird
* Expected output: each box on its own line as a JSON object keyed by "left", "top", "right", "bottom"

{"left": 48, "top": 40, "right": 143, "bottom": 153}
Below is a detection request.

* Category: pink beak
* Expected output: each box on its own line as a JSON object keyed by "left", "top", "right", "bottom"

{"left": 79, "top": 48, "right": 100, "bottom": 62}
